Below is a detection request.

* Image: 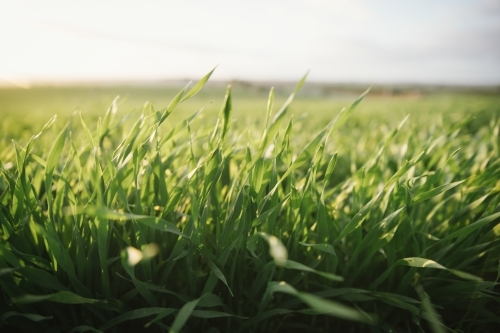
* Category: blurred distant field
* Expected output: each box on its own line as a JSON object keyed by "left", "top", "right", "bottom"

{"left": 2, "top": 82, "right": 499, "bottom": 142}
{"left": 2, "top": 83, "right": 499, "bottom": 183}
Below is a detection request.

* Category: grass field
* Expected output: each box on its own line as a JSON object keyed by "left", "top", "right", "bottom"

{"left": 1, "top": 71, "right": 500, "bottom": 332}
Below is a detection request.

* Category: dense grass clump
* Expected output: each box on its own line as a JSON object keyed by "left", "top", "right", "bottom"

{"left": 1, "top": 71, "right": 499, "bottom": 333}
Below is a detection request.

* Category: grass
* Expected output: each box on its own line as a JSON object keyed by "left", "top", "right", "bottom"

{"left": 1, "top": 70, "right": 500, "bottom": 332}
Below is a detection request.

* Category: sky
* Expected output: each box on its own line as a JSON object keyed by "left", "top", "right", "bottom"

{"left": 1, "top": 0, "right": 499, "bottom": 87}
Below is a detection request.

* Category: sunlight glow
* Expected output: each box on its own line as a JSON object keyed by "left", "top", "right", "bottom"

{"left": 1, "top": 0, "right": 499, "bottom": 85}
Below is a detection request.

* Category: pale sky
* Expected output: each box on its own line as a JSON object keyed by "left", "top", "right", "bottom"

{"left": 1, "top": 0, "right": 499, "bottom": 87}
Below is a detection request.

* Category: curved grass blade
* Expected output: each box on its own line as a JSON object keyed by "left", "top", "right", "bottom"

{"left": 412, "top": 180, "right": 466, "bottom": 204}
{"left": 158, "top": 82, "right": 191, "bottom": 126}
{"left": 99, "top": 308, "right": 174, "bottom": 332}
{"left": 404, "top": 257, "right": 482, "bottom": 281}
{"left": 1, "top": 311, "right": 52, "bottom": 323}
{"left": 85, "top": 206, "right": 183, "bottom": 236}
{"left": 191, "top": 310, "right": 247, "bottom": 319}
{"left": 372, "top": 257, "right": 482, "bottom": 289}
{"left": 299, "top": 242, "right": 337, "bottom": 256}
{"left": 169, "top": 299, "right": 199, "bottom": 333}
{"left": 441, "top": 211, "right": 500, "bottom": 242}
{"left": 180, "top": 66, "right": 217, "bottom": 102}
{"left": 68, "top": 326, "right": 104, "bottom": 333}
{"left": 282, "top": 259, "right": 343, "bottom": 281}
{"left": 13, "top": 291, "right": 103, "bottom": 305}
{"left": 220, "top": 85, "right": 232, "bottom": 141}
{"left": 263, "top": 281, "right": 375, "bottom": 324}
{"left": 198, "top": 245, "right": 234, "bottom": 296}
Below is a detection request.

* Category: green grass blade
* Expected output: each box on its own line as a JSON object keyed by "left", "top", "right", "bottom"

{"left": 441, "top": 211, "right": 500, "bottom": 242}
{"left": 180, "top": 66, "right": 217, "bottom": 102}
{"left": 0, "top": 311, "right": 52, "bottom": 323}
{"left": 265, "top": 282, "right": 375, "bottom": 324}
{"left": 282, "top": 260, "right": 343, "bottom": 281}
{"left": 13, "top": 291, "right": 103, "bottom": 305}
{"left": 412, "top": 180, "right": 466, "bottom": 204}
{"left": 99, "top": 308, "right": 173, "bottom": 332}
{"left": 169, "top": 299, "right": 199, "bottom": 333}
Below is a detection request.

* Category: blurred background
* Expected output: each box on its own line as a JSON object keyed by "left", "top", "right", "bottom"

{"left": 2, "top": 0, "right": 500, "bottom": 86}
{"left": 1, "top": 0, "right": 499, "bottom": 138}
